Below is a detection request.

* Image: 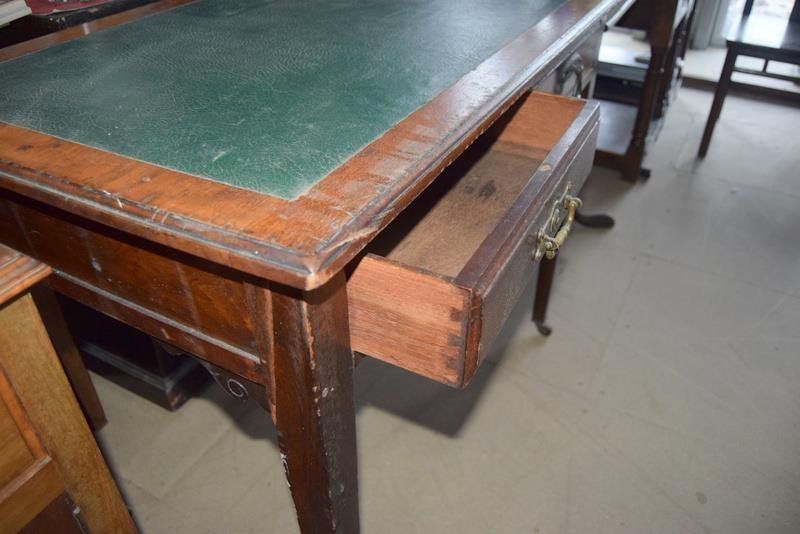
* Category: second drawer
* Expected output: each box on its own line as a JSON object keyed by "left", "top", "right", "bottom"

{"left": 347, "top": 91, "right": 599, "bottom": 388}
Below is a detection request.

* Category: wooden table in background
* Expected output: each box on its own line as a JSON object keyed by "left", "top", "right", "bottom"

{"left": 0, "top": 0, "right": 628, "bottom": 531}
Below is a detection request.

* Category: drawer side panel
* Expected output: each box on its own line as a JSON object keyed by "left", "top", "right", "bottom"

{"left": 348, "top": 256, "right": 469, "bottom": 386}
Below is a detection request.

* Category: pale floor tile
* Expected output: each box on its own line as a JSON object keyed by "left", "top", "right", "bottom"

{"left": 489, "top": 308, "right": 611, "bottom": 398}
{"left": 357, "top": 363, "right": 709, "bottom": 534}
{"left": 551, "top": 389, "right": 800, "bottom": 534}
{"left": 95, "top": 375, "right": 250, "bottom": 498}
{"left": 119, "top": 478, "right": 215, "bottom": 534}
{"left": 726, "top": 337, "right": 800, "bottom": 418}
{"left": 585, "top": 109, "right": 800, "bottom": 292}
{"left": 546, "top": 231, "right": 641, "bottom": 345}
{"left": 156, "top": 405, "right": 280, "bottom": 528}
{"left": 614, "top": 255, "right": 785, "bottom": 339}
{"left": 670, "top": 90, "right": 800, "bottom": 198}
{"left": 92, "top": 373, "right": 175, "bottom": 468}
{"left": 587, "top": 330, "right": 800, "bottom": 488}
{"left": 750, "top": 294, "right": 800, "bottom": 339}
{"left": 91, "top": 87, "right": 800, "bottom": 532}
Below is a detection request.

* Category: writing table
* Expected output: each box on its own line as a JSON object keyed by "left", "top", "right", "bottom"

{"left": 0, "top": 0, "right": 626, "bottom": 531}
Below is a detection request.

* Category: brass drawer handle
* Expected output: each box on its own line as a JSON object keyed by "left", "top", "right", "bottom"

{"left": 533, "top": 185, "right": 583, "bottom": 263}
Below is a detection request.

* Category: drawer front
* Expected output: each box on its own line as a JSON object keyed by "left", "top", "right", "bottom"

{"left": 0, "top": 192, "right": 266, "bottom": 382}
{"left": 349, "top": 92, "right": 600, "bottom": 387}
{"left": 470, "top": 122, "right": 599, "bottom": 370}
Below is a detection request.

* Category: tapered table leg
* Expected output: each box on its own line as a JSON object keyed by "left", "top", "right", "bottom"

{"left": 533, "top": 256, "right": 558, "bottom": 336}
{"left": 272, "top": 272, "right": 359, "bottom": 534}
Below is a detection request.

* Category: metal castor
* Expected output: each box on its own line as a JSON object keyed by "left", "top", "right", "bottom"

{"left": 534, "top": 320, "right": 552, "bottom": 337}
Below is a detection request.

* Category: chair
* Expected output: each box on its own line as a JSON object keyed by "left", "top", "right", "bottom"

{"left": 698, "top": 0, "right": 800, "bottom": 157}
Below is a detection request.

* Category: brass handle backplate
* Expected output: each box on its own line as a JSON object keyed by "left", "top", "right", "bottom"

{"left": 555, "top": 53, "right": 585, "bottom": 97}
{"left": 533, "top": 183, "right": 582, "bottom": 263}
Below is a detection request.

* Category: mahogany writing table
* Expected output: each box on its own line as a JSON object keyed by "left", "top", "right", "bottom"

{"left": 0, "top": 0, "right": 626, "bottom": 531}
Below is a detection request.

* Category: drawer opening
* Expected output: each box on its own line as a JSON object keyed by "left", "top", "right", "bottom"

{"left": 348, "top": 91, "right": 597, "bottom": 388}
{"left": 365, "top": 91, "right": 586, "bottom": 278}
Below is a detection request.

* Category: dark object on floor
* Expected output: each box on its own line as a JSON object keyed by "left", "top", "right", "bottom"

{"left": 59, "top": 296, "right": 211, "bottom": 411}
{"left": 575, "top": 211, "right": 616, "bottom": 229}
{"left": 698, "top": 0, "right": 800, "bottom": 157}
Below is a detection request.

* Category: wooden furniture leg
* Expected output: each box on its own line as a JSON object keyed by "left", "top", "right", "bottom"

{"left": 30, "top": 285, "right": 107, "bottom": 431}
{"left": 699, "top": 47, "right": 738, "bottom": 157}
{"left": 272, "top": 272, "right": 359, "bottom": 534}
{"left": 622, "top": 46, "right": 669, "bottom": 182}
{"left": 533, "top": 256, "right": 558, "bottom": 336}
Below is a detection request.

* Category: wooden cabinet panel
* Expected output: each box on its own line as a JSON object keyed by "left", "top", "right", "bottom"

{"left": 0, "top": 244, "right": 135, "bottom": 533}
{"left": 0, "top": 362, "right": 65, "bottom": 534}
{"left": 0, "top": 401, "right": 35, "bottom": 489}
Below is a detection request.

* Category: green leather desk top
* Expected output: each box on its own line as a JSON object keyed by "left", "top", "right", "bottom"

{"left": 0, "top": 0, "right": 565, "bottom": 199}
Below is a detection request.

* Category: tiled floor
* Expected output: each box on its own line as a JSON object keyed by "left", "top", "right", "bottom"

{"left": 92, "top": 87, "right": 800, "bottom": 533}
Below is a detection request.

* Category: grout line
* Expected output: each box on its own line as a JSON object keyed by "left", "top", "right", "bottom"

{"left": 636, "top": 250, "right": 790, "bottom": 297}
{"left": 582, "top": 253, "right": 643, "bottom": 395}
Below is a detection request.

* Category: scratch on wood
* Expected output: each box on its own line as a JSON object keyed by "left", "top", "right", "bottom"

{"left": 413, "top": 125, "right": 439, "bottom": 139}
{"left": 397, "top": 139, "right": 430, "bottom": 158}
{"left": 279, "top": 452, "right": 291, "bottom": 488}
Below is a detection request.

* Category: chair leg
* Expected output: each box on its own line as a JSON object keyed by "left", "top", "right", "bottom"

{"left": 699, "top": 48, "right": 737, "bottom": 158}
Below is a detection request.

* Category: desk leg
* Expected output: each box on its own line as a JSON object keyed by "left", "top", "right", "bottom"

{"left": 272, "top": 272, "right": 359, "bottom": 534}
{"left": 533, "top": 256, "right": 557, "bottom": 336}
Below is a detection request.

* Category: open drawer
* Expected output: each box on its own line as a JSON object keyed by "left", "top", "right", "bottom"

{"left": 347, "top": 91, "right": 599, "bottom": 388}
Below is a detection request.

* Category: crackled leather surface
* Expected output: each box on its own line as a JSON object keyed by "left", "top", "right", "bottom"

{"left": 0, "top": 0, "right": 564, "bottom": 199}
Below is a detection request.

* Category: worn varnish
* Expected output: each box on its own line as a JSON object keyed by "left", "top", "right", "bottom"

{"left": 0, "top": 0, "right": 619, "bottom": 290}
{"left": 273, "top": 274, "right": 358, "bottom": 533}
